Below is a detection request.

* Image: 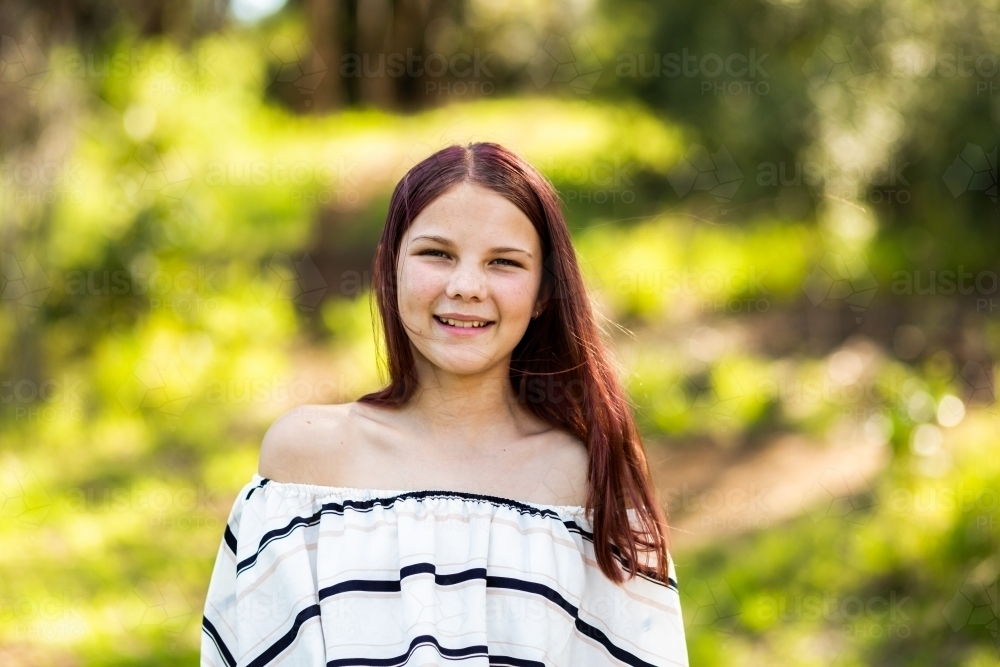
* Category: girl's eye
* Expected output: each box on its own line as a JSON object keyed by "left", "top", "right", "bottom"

{"left": 420, "top": 248, "right": 521, "bottom": 267}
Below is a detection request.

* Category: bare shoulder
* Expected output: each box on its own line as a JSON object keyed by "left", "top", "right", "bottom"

{"left": 530, "top": 427, "right": 590, "bottom": 506}
{"left": 258, "top": 402, "right": 363, "bottom": 484}
{"left": 546, "top": 429, "right": 589, "bottom": 467}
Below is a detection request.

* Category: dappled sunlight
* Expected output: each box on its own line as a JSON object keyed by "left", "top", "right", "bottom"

{"left": 1, "top": 0, "right": 998, "bottom": 664}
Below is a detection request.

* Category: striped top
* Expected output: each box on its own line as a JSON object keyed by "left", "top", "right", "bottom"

{"left": 201, "top": 474, "right": 688, "bottom": 667}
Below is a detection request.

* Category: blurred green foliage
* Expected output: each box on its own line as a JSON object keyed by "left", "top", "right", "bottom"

{"left": 1, "top": 0, "right": 998, "bottom": 665}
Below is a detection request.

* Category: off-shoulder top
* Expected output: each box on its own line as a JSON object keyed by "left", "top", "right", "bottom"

{"left": 200, "top": 474, "right": 689, "bottom": 667}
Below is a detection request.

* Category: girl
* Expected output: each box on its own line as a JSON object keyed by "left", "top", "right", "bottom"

{"left": 201, "top": 142, "right": 688, "bottom": 666}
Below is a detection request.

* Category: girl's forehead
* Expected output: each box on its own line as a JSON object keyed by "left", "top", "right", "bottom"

{"left": 405, "top": 186, "right": 540, "bottom": 247}
{"left": 418, "top": 183, "right": 519, "bottom": 219}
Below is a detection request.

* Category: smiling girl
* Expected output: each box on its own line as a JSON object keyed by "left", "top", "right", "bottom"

{"left": 201, "top": 143, "right": 689, "bottom": 666}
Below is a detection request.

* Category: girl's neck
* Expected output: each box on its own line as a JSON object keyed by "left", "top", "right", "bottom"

{"left": 401, "top": 369, "right": 550, "bottom": 448}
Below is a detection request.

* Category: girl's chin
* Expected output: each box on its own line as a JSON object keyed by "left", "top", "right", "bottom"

{"left": 422, "top": 352, "right": 506, "bottom": 376}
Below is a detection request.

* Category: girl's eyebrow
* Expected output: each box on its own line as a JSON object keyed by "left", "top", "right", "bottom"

{"left": 410, "top": 235, "right": 533, "bottom": 258}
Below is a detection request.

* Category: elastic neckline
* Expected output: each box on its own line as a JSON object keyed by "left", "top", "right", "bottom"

{"left": 251, "top": 473, "right": 590, "bottom": 514}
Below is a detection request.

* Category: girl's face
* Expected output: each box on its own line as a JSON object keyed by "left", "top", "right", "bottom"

{"left": 396, "top": 181, "right": 545, "bottom": 378}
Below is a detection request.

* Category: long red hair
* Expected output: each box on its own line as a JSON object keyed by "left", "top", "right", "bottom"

{"left": 358, "top": 142, "right": 670, "bottom": 585}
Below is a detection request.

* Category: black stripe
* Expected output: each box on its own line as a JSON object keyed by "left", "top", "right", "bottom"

{"left": 201, "top": 616, "right": 237, "bottom": 667}
{"left": 605, "top": 539, "right": 680, "bottom": 591}
{"left": 224, "top": 524, "right": 237, "bottom": 554}
{"left": 400, "top": 562, "right": 488, "bottom": 586}
{"left": 574, "top": 616, "right": 658, "bottom": 667}
{"left": 318, "top": 563, "right": 487, "bottom": 601}
{"left": 488, "top": 656, "right": 546, "bottom": 667}
{"left": 237, "top": 512, "right": 325, "bottom": 574}
{"left": 485, "top": 576, "right": 662, "bottom": 667}
{"left": 487, "top": 575, "right": 577, "bottom": 615}
{"left": 246, "top": 603, "right": 322, "bottom": 667}
{"left": 562, "top": 518, "right": 679, "bottom": 591}
{"left": 241, "top": 480, "right": 678, "bottom": 591}
{"left": 236, "top": 489, "right": 563, "bottom": 576}
{"left": 327, "top": 634, "right": 488, "bottom": 666}
{"left": 562, "top": 519, "right": 594, "bottom": 540}
{"left": 314, "top": 564, "right": 660, "bottom": 667}
{"left": 246, "top": 478, "right": 269, "bottom": 500}
{"left": 319, "top": 577, "right": 401, "bottom": 599}
{"left": 258, "top": 478, "right": 566, "bottom": 518}
{"left": 221, "top": 478, "right": 269, "bottom": 556}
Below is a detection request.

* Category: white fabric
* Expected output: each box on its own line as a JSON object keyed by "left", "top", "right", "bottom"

{"left": 201, "top": 474, "right": 688, "bottom": 667}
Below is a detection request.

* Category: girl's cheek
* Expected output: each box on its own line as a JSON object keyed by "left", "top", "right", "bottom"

{"left": 400, "top": 266, "right": 444, "bottom": 303}
{"left": 493, "top": 275, "right": 539, "bottom": 314}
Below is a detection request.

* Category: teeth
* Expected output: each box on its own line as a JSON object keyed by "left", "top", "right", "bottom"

{"left": 439, "top": 317, "right": 489, "bottom": 328}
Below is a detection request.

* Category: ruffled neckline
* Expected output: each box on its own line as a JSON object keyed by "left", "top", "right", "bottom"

{"left": 250, "top": 473, "right": 591, "bottom": 514}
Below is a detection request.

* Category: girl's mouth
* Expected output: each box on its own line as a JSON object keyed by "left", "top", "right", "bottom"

{"left": 433, "top": 315, "right": 495, "bottom": 330}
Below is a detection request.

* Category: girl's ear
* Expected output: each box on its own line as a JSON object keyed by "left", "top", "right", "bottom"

{"left": 532, "top": 281, "right": 553, "bottom": 319}
{"left": 532, "top": 254, "right": 557, "bottom": 319}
